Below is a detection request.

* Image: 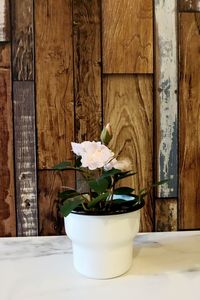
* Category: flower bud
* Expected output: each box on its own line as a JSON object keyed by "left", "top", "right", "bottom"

{"left": 100, "top": 123, "right": 112, "bottom": 145}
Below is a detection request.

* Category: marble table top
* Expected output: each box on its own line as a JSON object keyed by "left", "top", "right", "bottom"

{"left": 0, "top": 231, "right": 200, "bottom": 300}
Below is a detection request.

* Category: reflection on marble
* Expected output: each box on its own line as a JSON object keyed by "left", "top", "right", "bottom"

{"left": 0, "top": 232, "right": 200, "bottom": 300}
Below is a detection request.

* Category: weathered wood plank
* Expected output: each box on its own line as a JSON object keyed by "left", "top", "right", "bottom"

{"left": 154, "top": 0, "right": 178, "bottom": 197}
{"left": 0, "top": 0, "right": 10, "bottom": 42}
{"left": 35, "top": 0, "right": 74, "bottom": 169}
{"left": 0, "top": 44, "right": 16, "bottom": 236}
{"left": 73, "top": 0, "right": 102, "bottom": 192}
{"left": 102, "top": 0, "right": 153, "bottom": 74}
{"left": 73, "top": 0, "right": 102, "bottom": 142}
{"left": 179, "top": 0, "right": 200, "bottom": 11}
{"left": 179, "top": 13, "right": 200, "bottom": 229}
{"left": 13, "top": 82, "right": 38, "bottom": 236}
{"left": 155, "top": 198, "right": 177, "bottom": 231}
{"left": 11, "top": 0, "right": 34, "bottom": 80}
{"left": 38, "top": 170, "right": 74, "bottom": 236}
{"left": 103, "top": 75, "right": 153, "bottom": 232}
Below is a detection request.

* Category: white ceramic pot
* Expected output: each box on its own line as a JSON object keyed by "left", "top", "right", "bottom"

{"left": 64, "top": 210, "right": 140, "bottom": 279}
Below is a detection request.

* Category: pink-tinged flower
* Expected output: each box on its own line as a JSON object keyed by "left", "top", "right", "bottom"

{"left": 71, "top": 141, "right": 115, "bottom": 170}
{"left": 104, "top": 158, "right": 131, "bottom": 171}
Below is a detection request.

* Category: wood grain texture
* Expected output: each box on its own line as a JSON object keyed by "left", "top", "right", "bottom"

{"left": 155, "top": 0, "right": 178, "bottom": 197}
{"left": 73, "top": 0, "right": 102, "bottom": 192}
{"left": 102, "top": 0, "right": 153, "bottom": 74}
{"left": 11, "top": 0, "right": 34, "bottom": 80}
{"left": 155, "top": 198, "right": 177, "bottom": 231}
{"left": 0, "top": 44, "right": 16, "bottom": 236}
{"left": 35, "top": 0, "right": 74, "bottom": 169}
{"left": 103, "top": 75, "right": 153, "bottom": 232}
{"left": 179, "top": 13, "right": 200, "bottom": 229}
{"left": 38, "top": 170, "right": 74, "bottom": 235}
{"left": 179, "top": 0, "right": 200, "bottom": 11}
{"left": 13, "top": 82, "right": 38, "bottom": 236}
{"left": 0, "top": 0, "right": 10, "bottom": 41}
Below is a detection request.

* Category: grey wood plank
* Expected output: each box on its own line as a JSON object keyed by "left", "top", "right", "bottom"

{"left": 0, "top": 0, "right": 10, "bottom": 41}
{"left": 154, "top": 0, "right": 178, "bottom": 197}
{"left": 13, "top": 81, "right": 38, "bottom": 236}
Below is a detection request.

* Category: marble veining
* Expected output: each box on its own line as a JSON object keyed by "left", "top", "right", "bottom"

{"left": 0, "top": 232, "right": 200, "bottom": 300}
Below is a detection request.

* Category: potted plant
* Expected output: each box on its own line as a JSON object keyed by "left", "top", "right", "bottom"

{"left": 53, "top": 124, "right": 164, "bottom": 279}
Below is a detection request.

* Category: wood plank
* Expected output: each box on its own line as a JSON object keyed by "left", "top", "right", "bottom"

{"left": 13, "top": 82, "right": 38, "bottom": 236}
{"left": 102, "top": 0, "right": 153, "bottom": 74}
{"left": 154, "top": 0, "right": 178, "bottom": 197}
{"left": 0, "top": 44, "right": 16, "bottom": 236}
{"left": 103, "top": 75, "right": 153, "bottom": 232}
{"left": 11, "top": 0, "right": 34, "bottom": 80}
{"left": 73, "top": 0, "right": 102, "bottom": 192}
{"left": 73, "top": 0, "right": 102, "bottom": 142}
{"left": 179, "top": 0, "right": 200, "bottom": 11}
{"left": 0, "top": 0, "right": 10, "bottom": 42}
{"left": 155, "top": 198, "right": 177, "bottom": 231}
{"left": 179, "top": 13, "right": 200, "bottom": 229}
{"left": 35, "top": 0, "right": 74, "bottom": 169}
{"left": 38, "top": 170, "right": 74, "bottom": 236}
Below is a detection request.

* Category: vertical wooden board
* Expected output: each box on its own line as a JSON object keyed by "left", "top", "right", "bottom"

{"left": 103, "top": 75, "right": 153, "bottom": 232}
{"left": 11, "top": 0, "right": 34, "bottom": 80}
{"left": 155, "top": 199, "right": 177, "bottom": 231}
{"left": 73, "top": 0, "right": 102, "bottom": 142}
{"left": 38, "top": 170, "right": 74, "bottom": 236}
{"left": 154, "top": 0, "right": 178, "bottom": 198}
{"left": 0, "top": 45, "right": 16, "bottom": 236}
{"left": 13, "top": 82, "right": 38, "bottom": 236}
{"left": 35, "top": 0, "right": 74, "bottom": 169}
{"left": 0, "top": 0, "right": 10, "bottom": 41}
{"left": 102, "top": 0, "right": 153, "bottom": 74}
{"left": 179, "top": 13, "right": 200, "bottom": 229}
{"left": 179, "top": 0, "right": 200, "bottom": 11}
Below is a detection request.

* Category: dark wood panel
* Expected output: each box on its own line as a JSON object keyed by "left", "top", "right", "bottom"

{"left": 11, "top": 0, "right": 34, "bottom": 80}
{"left": 179, "top": 0, "right": 200, "bottom": 11}
{"left": 155, "top": 199, "right": 177, "bottom": 231}
{"left": 13, "top": 81, "right": 38, "bottom": 236}
{"left": 179, "top": 13, "right": 200, "bottom": 229}
{"left": 0, "top": 0, "right": 10, "bottom": 41}
{"left": 103, "top": 75, "right": 153, "bottom": 232}
{"left": 154, "top": 0, "right": 178, "bottom": 198}
{"left": 35, "top": 0, "right": 74, "bottom": 169}
{"left": 38, "top": 170, "right": 74, "bottom": 235}
{"left": 0, "top": 44, "right": 16, "bottom": 236}
{"left": 102, "top": 0, "right": 153, "bottom": 73}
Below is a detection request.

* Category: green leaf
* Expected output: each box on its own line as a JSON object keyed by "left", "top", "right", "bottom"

{"left": 58, "top": 190, "right": 80, "bottom": 200}
{"left": 115, "top": 171, "right": 137, "bottom": 182}
{"left": 75, "top": 156, "right": 82, "bottom": 168}
{"left": 114, "top": 187, "right": 134, "bottom": 195}
{"left": 87, "top": 192, "right": 110, "bottom": 209}
{"left": 89, "top": 177, "right": 110, "bottom": 193}
{"left": 53, "top": 161, "right": 73, "bottom": 170}
{"left": 60, "top": 195, "right": 84, "bottom": 217}
{"left": 101, "top": 168, "right": 121, "bottom": 178}
{"left": 152, "top": 179, "right": 169, "bottom": 187}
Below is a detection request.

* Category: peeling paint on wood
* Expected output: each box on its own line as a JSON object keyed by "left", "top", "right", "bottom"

{"left": 155, "top": 0, "right": 178, "bottom": 197}
{"left": 0, "top": 0, "right": 10, "bottom": 41}
{"left": 179, "top": 0, "right": 200, "bottom": 11}
{"left": 13, "top": 82, "right": 38, "bottom": 236}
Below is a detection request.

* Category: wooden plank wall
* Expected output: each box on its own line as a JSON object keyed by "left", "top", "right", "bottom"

{"left": 0, "top": 0, "right": 200, "bottom": 236}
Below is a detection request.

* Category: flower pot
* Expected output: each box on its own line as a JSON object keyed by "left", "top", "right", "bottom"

{"left": 64, "top": 209, "right": 140, "bottom": 279}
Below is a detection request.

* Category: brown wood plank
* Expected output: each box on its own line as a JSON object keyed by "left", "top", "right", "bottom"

{"left": 11, "top": 0, "right": 34, "bottom": 80}
{"left": 35, "top": 0, "right": 74, "bottom": 169}
{"left": 0, "top": 0, "right": 10, "bottom": 42}
{"left": 38, "top": 170, "right": 74, "bottom": 236}
{"left": 103, "top": 75, "right": 153, "bottom": 232}
{"left": 0, "top": 44, "right": 16, "bottom": 236}
{"left": 102, "top": 0, "right": 153, "bottom": 74}
{"left": 179, "top": 13, "right": 200, "bottom": 229}
{"left": 179, "top": 0, "right": 200, "bottom": 11}
{"left": 155, "top": 198, "right": 177, "bottom": 231}
{"left": 154, "top": 0, "right": 178, "bottom": 198}
{"left": 73, "top": 0, "right": 102, "bottom": 142}
{"left": 13, "top": 81, "right": 38, "bottom": 236}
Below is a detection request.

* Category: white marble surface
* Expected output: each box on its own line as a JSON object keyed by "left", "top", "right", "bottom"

{"left": 0, "top": 231, "right": 200, "bottom": 300}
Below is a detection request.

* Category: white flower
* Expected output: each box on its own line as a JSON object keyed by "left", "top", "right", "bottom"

{"left": 71, "top": 141, "right": 115, "bottom": 170}
{"left": 104, "top": 158, "right": 131, "bottom": 171}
